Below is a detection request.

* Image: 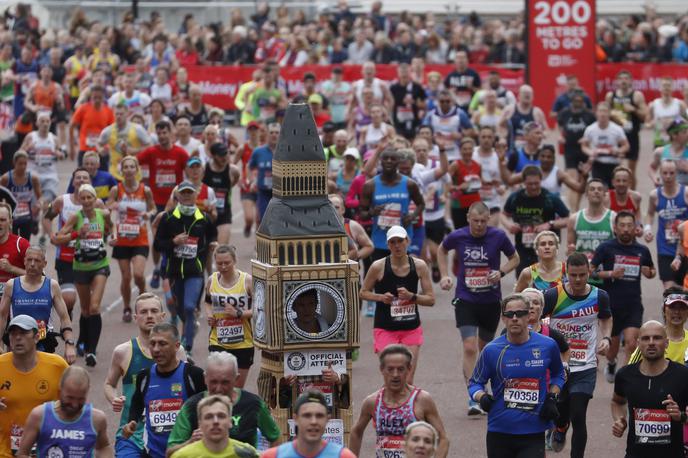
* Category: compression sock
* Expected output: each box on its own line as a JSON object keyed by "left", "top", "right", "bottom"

{"left": 86, "top": 314, "right": 102, "bottom": 354}
{"left": 78, "top": 315, "right": 88, "bottom": 346}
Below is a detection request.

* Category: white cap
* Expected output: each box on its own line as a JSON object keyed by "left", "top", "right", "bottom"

{"left": 343, "top": 147, "right": 360, "bottom": 160}
{"left": 386, "top": 225, "right": 408, "bottom": 242}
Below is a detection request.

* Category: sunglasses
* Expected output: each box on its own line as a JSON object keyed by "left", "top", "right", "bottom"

{"left": 502, "top": 310, "right": 530, "bottom": 319}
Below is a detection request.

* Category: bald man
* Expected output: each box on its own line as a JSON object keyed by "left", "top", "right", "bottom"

{"left": 17, "top": 366, "right": 112, "bottom": 457}
{"left": 611, "top": 320, "right": 688, "bottom": 458}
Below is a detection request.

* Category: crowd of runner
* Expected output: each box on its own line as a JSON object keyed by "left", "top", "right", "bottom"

{"left": 1, "top": 3, "right": 688, "bottom": 458}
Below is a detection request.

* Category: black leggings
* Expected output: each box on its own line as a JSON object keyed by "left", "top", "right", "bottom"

{"left": 486, "top": 431, "right": 544, "bottom": 458}
{"left": 555, "top": 392, "right": 590, "bottom": 458}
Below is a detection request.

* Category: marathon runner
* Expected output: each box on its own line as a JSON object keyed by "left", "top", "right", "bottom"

{"left": 16, "top": 366, "right": 112, "bottom": 458}
{"left": 360, "top": 225, "right": 435, "bottom": 384}
{"left": 248, "top": 122, "right": 280, "bottom": 224}
{"left": 469, "top": 293, "right": 565, "bottom": 458}
{"left": 0, "top": 315, "right": 68, "bottom": 458}
{"left": 515, "top": 231, "right": 566, "bottom": 292}
{"left": 649, "top": 118, "right": 688, "bottom": 186}
{"left": 169, "top": 394, "right": 259, "bottom": 458}
{"left": 611, "top": 320, "right": 688, "bottom": 458}
{"left": 502, "top": 165, "right": 570, "bottom": 275}
{"left": 591, "top": 211, "right": 655, "bottom": 380}
{"left": 167, "top": 352, "right": 280, "bottom": 455}
{"left": 580, "top": 102, "right": 630, "bottom": 188}
{"left": 605, "top": 166, "right": 642, "bottom": 224}
{"left": 137, "top": 120, "right": 190, "bottom": 289}
{"left": 203, "top": 245, "right": 254, "bottom": 388}
{"left": 500, "top": 121, "right": 543, "bottom": 175}
{"left": 543, "top": 252, "right": 613, "bottom": 457}
{"left": 20, "top": 112, "right": 62, "bottom": 213}
{"left": 350, "top": 344, "right": 449, "bottom": 458}
{"left": 202, "top": 142, "right": 240, "bottom": 245}
{"left": 0, "top": 150, "right": 41, "bottom": 239}
{"left": 262, "top": 391, "right": 356, "bottom": 458}
{"left": 104, "top": 293, "right": 186, "bottom": 458}
{"left": 644, "top": 159, "right": 688, "bottom": 288}
{"left": 0, "top": 202, "right": 29, "bottom": 300}
{"left": 154, "top": 181, "right": 217, "bottom": 353}
{"left": 0, "top": 247, "right": 75, "bottom": 361}
{"left": 123, "top": 323, "right": 206, "bottom": 458}
{"left": 97, "top": 103, "right": 152, "bottom": 181}
{"left": 328, "top": 193, "right": 374, "bottom": 262}
{"left": 69, "top": 84, "right": 114, "bottom": 165}
{"left": 68, "top": 151, "right": 117, "bottom": 200}
{"left": 404, "top": 422, "right": 440, "bottom": 458}
{"left": 233, "top": 120, "right": 261, "bottom": 237}
{"left": 54, "top": 184, "right": 112, "bottom": 367}
{"left": 438, "top": 201, "right": 519, "bottom": 415}
{"left": 646, "top": 77, "right": 685, "bottom": 149}
{"left": 106, "top": 156, "right": 155, "bottom": 322}
{"left": 499, "top": 86, "right": 547, "bottom": 153}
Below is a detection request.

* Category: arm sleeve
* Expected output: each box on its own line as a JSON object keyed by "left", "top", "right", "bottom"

{"left": 542, "top": 288, "right": 558, "bottom": 317}
{"left": 127, "top": 368, "right": 149, "bottom": 423}
{"left": 553, "top": 195, "right": 570, "bottom": 218}
{"left": 153, "top": 213, "right": 175, "bottom": 253}
{"left": 166, "top": 402, "right": 194, "bottom": 448}
{"left": 547, "top": 340, "right": 566, "bottom": 390}
{"left": 256, "top": 400, "right": 281, "bottom": 442}
{"left": 597, "top": 290, "right": 612, "bottom": 319}
{"left": 467, "top": 345, "right": 493, "bottom": 400}
{"left": 548, "top": 328, "right": 570, "bottom": 353}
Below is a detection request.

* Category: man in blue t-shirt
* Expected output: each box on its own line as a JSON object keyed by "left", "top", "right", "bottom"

{"left": 438, "top": 201, "right": 519, "bottom": 416}
{"left": 469, "top": 293, "right": 565, "bottom": 457}
{"left": 248, "top": 122, "right": 280, "bottom": 223}
{"left": 67, "top": 151, "right": 117, "bottom": 200}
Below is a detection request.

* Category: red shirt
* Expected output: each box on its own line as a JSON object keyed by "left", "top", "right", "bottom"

{"left": 453, "top": 159, "right": 483, "bottom": 208}
{"left": 137, "top": 145, "right": 189, "bottom": 205}
{"left": 0, "top": 233, "right": 29, "bottom": 285}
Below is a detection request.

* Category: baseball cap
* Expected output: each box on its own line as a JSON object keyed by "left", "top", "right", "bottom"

{"left": 187, "top": 156, "right": 202, "bottom": 167}
{"left": 294, "top": 390, "right": 329, "bottom": 414}
{"left": 177, "top": 180, "right": 197, "bottom": 192}
{"left": 308, "top": 93, "right": 323, "bottom": 105}
{"left": 322, "top": 121, "right": 336, "bottom": 133}
{"left": 667, "top": 118, "right": 688, "bottom": 134}
{"left": 343, "top": 147, "right": 360, "bottom": 160}
{"left": 386, "top": 225, "right": 408, "bottom": 242}
{"left": 247, "top": 120, "right": 262, "bottom": 130}
{"left": 664, "top": 293, "right": 688, "bottom": 307}
{"left": 210, "top": 142, "right": 228, "bottom": 156}
{"left": 8, "top": 314, "right": 39, "bottom": 332}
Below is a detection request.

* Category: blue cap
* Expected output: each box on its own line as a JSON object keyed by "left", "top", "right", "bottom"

{"left": 187, "top": 156, "right": 202, "bottom": 167}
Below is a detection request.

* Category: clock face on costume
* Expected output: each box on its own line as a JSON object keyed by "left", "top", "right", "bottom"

{"left": 253, "top": 280, "right": 266, "bottom": 340}
{"left": 284, "top": 281, "right": 346, "bottom": 342}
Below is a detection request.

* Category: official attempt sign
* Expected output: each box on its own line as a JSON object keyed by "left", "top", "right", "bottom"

{"left": 527, "top": 0, "right": 596, "bottom": 121}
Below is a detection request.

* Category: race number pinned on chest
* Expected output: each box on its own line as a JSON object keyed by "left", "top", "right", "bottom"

{"left": 390, "top": 299, "right": 416, "bottom": 321}
{"left": 147, "top": 398, "right": 183, "bottom": 433}
{"left": 522, "top": 225, "right": 536, "bottom": 248}
{"left": 156, "top": 170, "right": 176, "bottom": 188}
{"left": 376, "top": 435, "right": 405, "bottom": 458}
{"left": 216, "top": 317, "right": 244, "bottom": 344}
{"left": 504, "top": 378, "right": 539, "bottom": 411}
{"left": 633, "top": 408, "right": 671, "bottom": 444}
{"left": 465, "top": 267, "right": 491, "bottom": 290}
{"left": 174, "top": 236, "right": 198, "bottom": 259}
{"left": 613, "top": 255, "right": 640, "bottom": 278}
{"left": 378, "top": 203, "right": 402, "bottom": 229}
{"left": 568, "top": 339, "right": 588, "bottom": 367}
{"left": 118, "top": 216, "right": 141, "bottom": 239}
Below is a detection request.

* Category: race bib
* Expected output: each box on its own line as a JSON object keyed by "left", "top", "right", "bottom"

{"left": 118, "top": 216, "right": 141, "bottom": 238}
{"left": 14, "top": 201, "right": 31, "bottom": 219}
{"left": 148, "top": 398, "right": 183, "bottom": 433}
{"left": 376, "top": 436, "right": 405, "bottom": 458}
{"left": 378, "top": 203, "right": 402, "bottom": 229}
{"left": 86, "top": 134, "right": 99, "bottom": 148}
{"left": 465, "top": 267, "right": 491, "bottom": 290}
{"left": 613, "top": 255, "right": 640, "bottom": 279}
{"left": 396, "top": 107, "right": 414, "bottom": 122}
{"left": 569, "top": 339, "right": 588, "bottom": 367}
{"left": 633, "top": 408, "right": 671, "bottom": 444}
{"left": 665, "top": 221, "right": 680, "bottom": 244}
{"left": 522, "top": 226, "right": 536, "bottom": 248}
{"left": 215, "top": 191, "right": 226, "bottom": 210}
{"left": 174, "top": 236, "right": 198, "bottom": 259}
{"left": 390, "top": 299, "right": 416, "bottom": 321}
{"left": 36, "top": 148, "right": 55, "bottom": 167}
{"left": 81, "top": 238, "right": 103, "bottom": 251}
{"left": 156, "top": 171, "right": 176, "bottom": 188}
{"left": 10, "top": 423, "right": 22, "bottom": 452}
{"left": 504, "top": 378, "right": 540, "bottom": 411}
{"left": 216, "top": 317, "right": 244, "bottom": 344}
{"left": 263, "top": 171, "right": 273, "bottom": 189}
{"left": 465, "top": 174, "right": 482, "bottom": 193}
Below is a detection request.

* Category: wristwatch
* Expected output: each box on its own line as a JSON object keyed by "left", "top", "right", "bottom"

{"left": 236, "top": 309, "right": 243, "bottom": 319}
{"left": 64, "top": 339, "right": 76, "bottom": 346}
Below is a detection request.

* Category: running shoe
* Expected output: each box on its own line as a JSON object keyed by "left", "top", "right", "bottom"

{"left": 551, "top": 426, "right": 568, "bottom": 452}
{"left": 38, "top": 235, "right": 47, "bottom": 249}
{"left": 545, "top": 429, "right": 554, "bottom": 451}
{"left": 243, "top": 225, "right": 251, "bottom": 238}
{"left": 468, "top": 400, "right": 484, "bottom": 416}
{"left": 605, "top": 360, "right": 617, "bottom": 383}
{"left": 85, "top": 353, "right": 97, "bottom": 367}
{"left": 76, "top": 342, "right": 85, "bottom": 357}
{"left": 150, "top": 269, "right": 161, "bottom": 289}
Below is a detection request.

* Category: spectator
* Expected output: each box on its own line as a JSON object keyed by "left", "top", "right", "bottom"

{"left": 371, "top": 31, "right": 397, "bottom": 64}
{"left": 347, "top": 28, "right": 374, "bottom": 64}
{"left": 225, "top": 25, "right": 255, "bottom": 65}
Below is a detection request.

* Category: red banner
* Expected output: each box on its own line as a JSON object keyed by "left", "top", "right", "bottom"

{"left": 595, "top": 63, "right": 688, "bottom": 101}
{"left": 186, "top": 64, "right": 525, "bottom": 111}
{"left": 527, "top": 0, "right": 596, "bottom": 121}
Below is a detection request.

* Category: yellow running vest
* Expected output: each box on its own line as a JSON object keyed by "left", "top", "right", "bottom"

{"left": 208, "top": 271, "right": 253, "bottom": 349}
